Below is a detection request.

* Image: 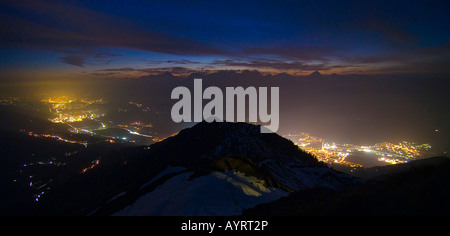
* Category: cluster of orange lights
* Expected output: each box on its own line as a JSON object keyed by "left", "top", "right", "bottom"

{"left": 81, "top": 160, "right": 100, "bottom": 174}
{"left": 41, "top": 96, "right": 104, "bottom": 124}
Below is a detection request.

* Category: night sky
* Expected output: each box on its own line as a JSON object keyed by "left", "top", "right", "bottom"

{"left": 1, "top": 0, "right": 449, "bottom": 81}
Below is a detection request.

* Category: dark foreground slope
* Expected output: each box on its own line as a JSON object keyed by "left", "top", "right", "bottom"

{"left": 243, "top": 156, "right": 450, "bottom": 216}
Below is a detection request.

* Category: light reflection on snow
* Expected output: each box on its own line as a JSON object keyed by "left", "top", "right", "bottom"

{"left": 213, "top": 171, "right": 272, "bottom": 197}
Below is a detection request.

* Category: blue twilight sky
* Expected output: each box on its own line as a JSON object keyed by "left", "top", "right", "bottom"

{"left": 0, "top": 0, "right": 449, "bottom": 80}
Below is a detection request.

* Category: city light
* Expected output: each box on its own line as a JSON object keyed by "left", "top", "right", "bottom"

{"left": 42, "top": 96, "right": 105, "bottom": 124}
{"left": 284, "top": 132, "right": 433, "bottom": 168}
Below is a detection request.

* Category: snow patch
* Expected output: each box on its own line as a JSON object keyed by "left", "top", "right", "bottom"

{"left": 114, "top": 171, "right": 288, "bottom": 216}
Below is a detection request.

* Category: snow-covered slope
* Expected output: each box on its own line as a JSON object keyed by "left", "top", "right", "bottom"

{"left": 115, "top": 170, "right": 288, "bottom": 216}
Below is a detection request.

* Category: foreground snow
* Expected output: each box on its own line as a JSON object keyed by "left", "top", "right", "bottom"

{"left": 114, "top": 170, "right": 289, "bottom": 216}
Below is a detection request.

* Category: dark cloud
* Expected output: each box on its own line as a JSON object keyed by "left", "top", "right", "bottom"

{"left": 242, "top": 45, "right": 335, "bottom": 62}
{"left": 61, "top": 55, "right": 86, "bottom": 67}
{"left": 98, "top": 67, "right": 137, "bottom": 72}
{"left": 0, "top": 0, "right": 223, "bottom": 56}
{"left": 94, "top": 66, "right": 211, "bottom": 77}
{"left": 166, "top": 59, "right": 201, "bottom": 65}
{"left": 212, "top": 59, "right": 342, "bottom": 72}
{"left": 95, "top": 52, "right": 122, "bottom": 59}
{"left": 145, "top": 59, "right": 202, "bottom": 66}
{"left": 58, "top": 50, "right": 123, "bottom": 67}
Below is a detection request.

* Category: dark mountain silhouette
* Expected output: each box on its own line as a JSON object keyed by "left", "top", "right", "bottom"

{"left": 243, "top": 156, "right": 450, "bottom": 216}
{"left": 273, "top": 72, "right": 293, "bottom": 80}
{"left": 84, "top": 121, "right": 357, "bottom": 216}
{"left": 350, "top": 156, "right": 450, "bottom": 179}
{"left": 307, "top": 71, "right": 323, "bottom": 79}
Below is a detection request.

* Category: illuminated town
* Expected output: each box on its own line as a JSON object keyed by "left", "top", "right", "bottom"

{"left": 38, "top": 96, "right": 158, "bottom": 145}
{"left": 42, "top": 96, "right": 105, "bottom": 124}
{"left": 284, "top": 132, "right": 433, "bottom": 168}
